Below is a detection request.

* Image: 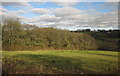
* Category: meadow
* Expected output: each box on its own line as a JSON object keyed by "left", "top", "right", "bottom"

{"left": 2, "top": 50, "right": 119, "bottom": 74}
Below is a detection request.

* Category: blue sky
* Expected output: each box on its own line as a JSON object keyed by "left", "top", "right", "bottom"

{"left": 1, "top": 2, "right": 118, "bottom": 30}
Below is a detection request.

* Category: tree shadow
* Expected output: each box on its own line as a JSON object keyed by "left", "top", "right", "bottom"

{"left": 17, "top": 54, "right": 84, "bottom": 71}
{"left": 2, "top": 53, "right": 119, "bottom": 74}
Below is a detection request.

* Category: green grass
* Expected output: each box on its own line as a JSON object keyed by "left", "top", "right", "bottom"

{"left": 2, "top": 50, "right": 119, "bottom": 74}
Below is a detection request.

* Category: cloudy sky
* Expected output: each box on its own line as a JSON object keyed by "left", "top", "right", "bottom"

{"left": 1, "top": 0, "right": 119, "bottom": 30}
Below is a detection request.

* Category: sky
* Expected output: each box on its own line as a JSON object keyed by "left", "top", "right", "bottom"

{"left": 0, "top": 0, "right": 119, "bottom": 31}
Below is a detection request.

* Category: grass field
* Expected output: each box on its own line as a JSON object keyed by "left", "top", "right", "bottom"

{"left": 2, "top": 50, "right": 119, "bottom": 74}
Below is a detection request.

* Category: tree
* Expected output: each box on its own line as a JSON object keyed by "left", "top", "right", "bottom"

{"left": 2, "top": 19, "right": 23, "bottom": 50}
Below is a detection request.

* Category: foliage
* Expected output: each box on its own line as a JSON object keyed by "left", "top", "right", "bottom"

{"left": 2, "top": 19, "right": 98, "bottom": 51}
{"left": 75, "top": 31, "right": 119, "bottom": 51}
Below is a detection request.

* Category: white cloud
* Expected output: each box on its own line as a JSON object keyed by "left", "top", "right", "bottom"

{"left": 19, "top": 6, "right": 118, "bottom": 29}
{"left": 51, "top": 0, "right": 79, "bottom": 6}
{"left": 31, "top": 7, "right": 84, "bottom": 16}
{"left": 0, "top": 8, "right": 27, "bottom": 22}
{"left": 1, "top": 1, "right": 118, "bottom": 30}
{"left": 31, "top": 8, "right": 50, "bottom": 14}
{"left": 2, "top": 2, "right": 31, "bottom": 6}
{"left": 0, "top": 8, "right": 9, "bottom": 13}
{"left": 1, "top": 0, "right": 119, "bottom": 2}
{"left": 16, "top": 10, "right": 28, "bottom": 14}
{"left": 54, "top": 7, "right": 83, "bottom": 17}
{"left": 38, "top": 15, "right": 61, "bottom": 22}
{"left": 105, "top": 0, "right": 119, "bottom": 2}
{"left": 21, "top": 14, "right": 61, "bottom": 24}
{"left": 1, "top": 8, "right": 27, "bottom": 16}
{"left": 1, "top": 0, "right": 49, "bottom": 2}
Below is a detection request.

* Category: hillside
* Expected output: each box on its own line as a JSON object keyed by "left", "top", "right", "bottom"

{"left": 2, "top": 19, "right": 119, "bottom": 51}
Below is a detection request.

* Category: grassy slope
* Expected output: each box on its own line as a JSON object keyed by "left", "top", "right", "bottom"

{"left": 2, "top": 50, "right": 119, "bottom": 74}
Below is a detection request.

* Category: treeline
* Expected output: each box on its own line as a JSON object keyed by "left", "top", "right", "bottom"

{"left": 2, "top": 19, "right": 98, "bottom": 51}
{"left": 73, "top": 29, "right": 120, "bottom": 51}
{"left": 74, "top": 28, "right": 120, "bottom": 32}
